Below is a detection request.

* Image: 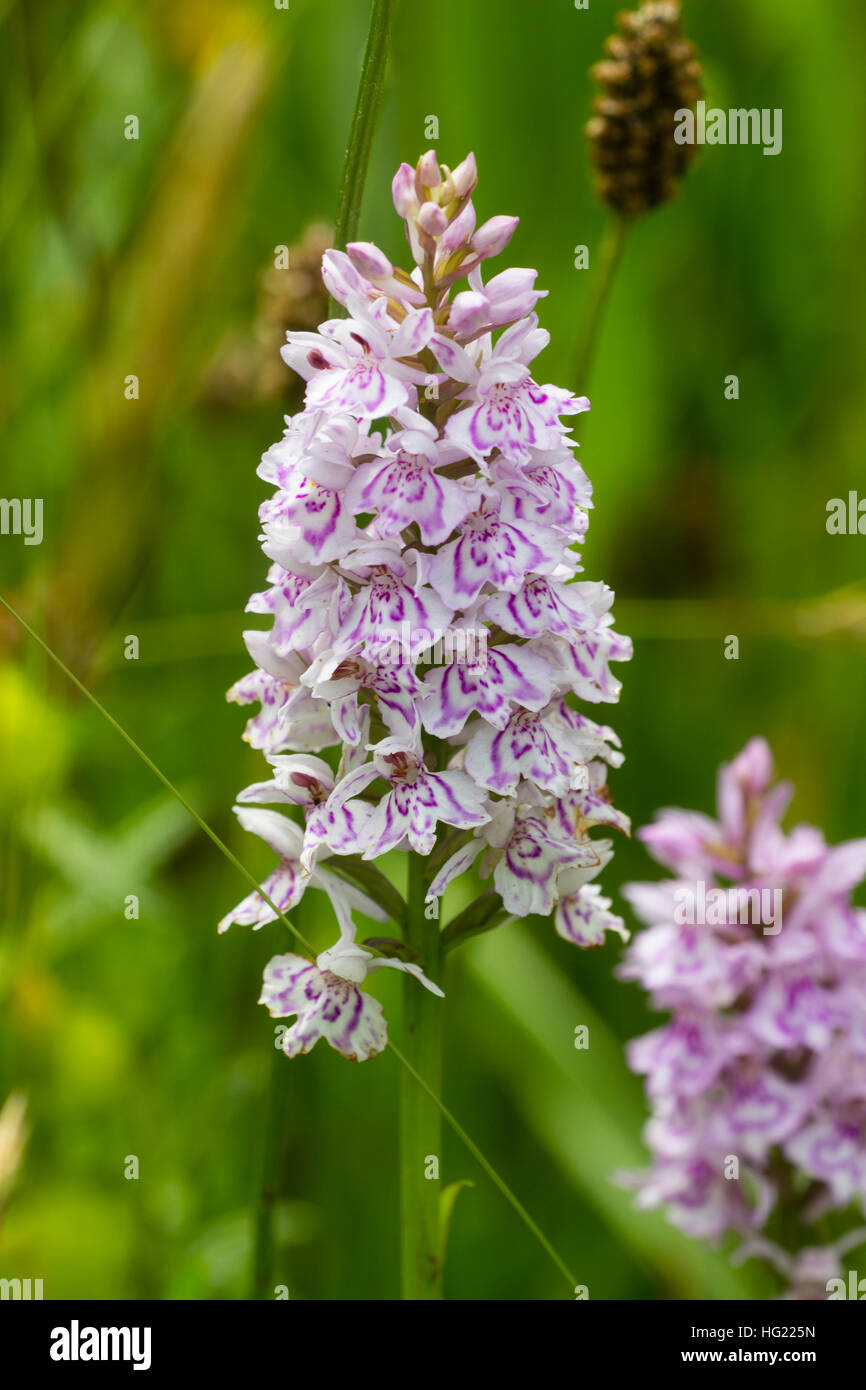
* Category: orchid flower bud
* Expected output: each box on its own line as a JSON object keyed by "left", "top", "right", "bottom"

{"left": 447, "top": 290, "right": 489, "bottom": 336}
{"left": 478, "top": 266, "right": 547, "bottom": 325}
{"left": 472, "top": 214, "right": 519, "bottom": 259}
{"left": 346, "top": 241, "right": 393, "bottom": 280}
{"left": 416, "top": 149, "right": 442, "bottom": 191}
{"left": 437, "top": 201, "right": 477, "bottom": 258}
{"left": 417, "top": 201, "right": 448, "bottom": 237}
{"left": 449, "top": 151, "right": 478, "bottom": 199}
{"left": 392, "top": 162, "right": 416, "bottom": 217}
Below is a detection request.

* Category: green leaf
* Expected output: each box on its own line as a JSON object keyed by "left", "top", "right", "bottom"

{"left": 361, "top": 936, "right": 421, "bottom": 963}
{"left": 442, "top": 891, "right": 506, "bottom": 950}
{"left": 437, "top": 1180, "right": 474, "bottom": 1276}
{"left": 324, "top": 857, "right": 407, "bottom": 926}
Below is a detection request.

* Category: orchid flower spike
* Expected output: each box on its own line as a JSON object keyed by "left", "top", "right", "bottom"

{"left": 221, "top": 152, "right": 631, "bottom": 1060}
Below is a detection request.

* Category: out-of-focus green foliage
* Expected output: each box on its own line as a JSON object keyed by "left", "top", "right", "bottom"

{"left": 1, "top": 0, "right": 864, "bottom": 1299}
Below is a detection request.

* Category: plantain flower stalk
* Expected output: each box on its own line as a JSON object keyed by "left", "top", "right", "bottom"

{"left": 574, "top": 1, "right": 703, "bottom": 395}
{"left": 586, "top": 0, "right": 703, "bottom": 220}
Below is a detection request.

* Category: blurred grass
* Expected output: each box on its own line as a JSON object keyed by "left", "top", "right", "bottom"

{"left": 1, "top": 0, "right": 865, "bottom": 1299}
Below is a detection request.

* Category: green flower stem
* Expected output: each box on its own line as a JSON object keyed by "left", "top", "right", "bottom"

{"left": 251, "top": 905, "right": 306, "bottom": 1300}
{"left": 251, "top": 1045, "right": 288, "bottom": 1298}
{"left": 571, "top": 214, "right": 629, "bottom": 394}
{"left": 329, "top": 0, "right": 397, "bottom": 313}
{"left": 399, "top": 851, "right": 443, "bottom": 1298}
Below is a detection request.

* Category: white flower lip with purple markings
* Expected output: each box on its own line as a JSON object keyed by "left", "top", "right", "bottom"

{"left": 218, "top": 805, "right": 389, "bottom": 938}
{"left": 222, "top": 150, "right": 631, "bottom": 1060}
{"left": 260, "top": 936, "right": 443, "bottom": 1063}
{"left": 318, "top": 737, "right": 489, "bottom": 859}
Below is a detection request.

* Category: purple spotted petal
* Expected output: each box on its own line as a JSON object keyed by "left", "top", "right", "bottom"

{"left": 306, "top": 358, "right": 408, "bottom": 419}
{"left": 362, "top": 765, "right": 488, "bottom": 858}
{"left": 555, "top": 883, "right": 628, "bottom": 949}
{"left": 464, "top": 705, "right": 590, "bottom": 797}
{"left": 482, "top": 575, "right": 594, "bottom": 639}
{"left": 218, "top": 863, "right": 302, "bottom": 933}
{"left": 336, "top": 570, "right": 453, "bottom": 652}
{"left": 491, "top": 813, "right": 595, "bottom": 916}
{"left": 260, "top": 953, "right": 387, "bottom": 1061}
{"left": 426, "top": 502, "right": 558, "bottom": 607}
{"left": 345, "top": 453, "right": 477, "bottom": 546}
{"left": 419, "top": 644, "right": 553, "bottom": 736}
{"left": 261, "top": 481, "right": 358, "bottom": 564}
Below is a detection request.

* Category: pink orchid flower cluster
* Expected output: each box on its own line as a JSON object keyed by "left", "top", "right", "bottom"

{"left": 619, "top": 739, "right": 866, "bottom": 1285}
{"left": 220, "top": 151, "right": 631, "bottom": 1062}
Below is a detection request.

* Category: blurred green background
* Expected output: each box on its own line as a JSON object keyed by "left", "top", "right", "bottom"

{"left": 1, "top": 0, "right": 865, "bottom": 1300}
